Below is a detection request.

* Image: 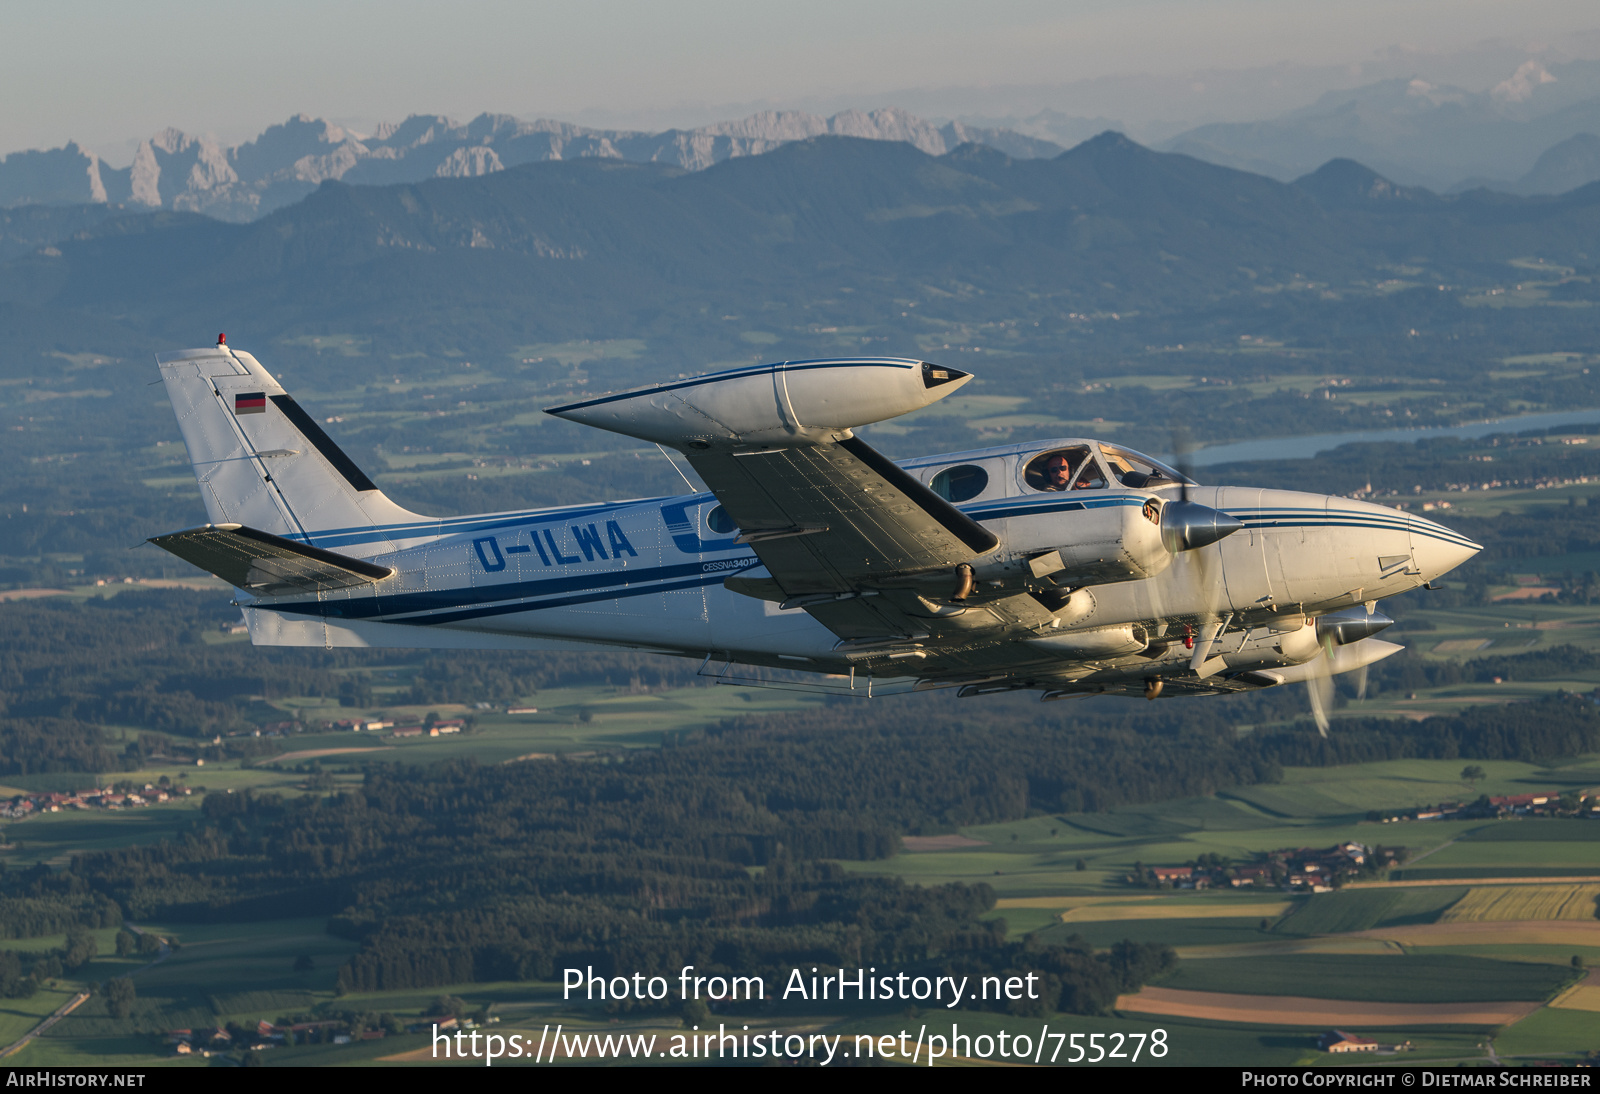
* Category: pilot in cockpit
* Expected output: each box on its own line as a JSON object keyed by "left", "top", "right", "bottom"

{"left": 1033, "top": 446, "right": 1107, "bottom": 492}
{"left": 1041, "top": 453, "right": 1076, "bottom": 491}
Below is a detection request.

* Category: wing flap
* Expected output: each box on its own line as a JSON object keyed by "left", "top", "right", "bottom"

{"left": 149, "top": 523, "right": 393, "bottom": 595}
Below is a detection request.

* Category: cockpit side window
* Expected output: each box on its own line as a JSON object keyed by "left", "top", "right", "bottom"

{"left": 1098, "top": 443, "right": 1193, "bottom": 490}
{"left": 929, "top": 463, "right": 989, "bottom": 503}
{"left": 1024, "top": 446, "right": 1098, "bottom": 492}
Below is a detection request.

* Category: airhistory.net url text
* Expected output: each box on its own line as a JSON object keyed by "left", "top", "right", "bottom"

{"left": 431, "top": 1022, "right": 1169, "bottom": 1065}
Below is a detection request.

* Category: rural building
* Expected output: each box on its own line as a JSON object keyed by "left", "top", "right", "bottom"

{"left": 1318, "top": 1030, "right": 1378, "bottom": 1053}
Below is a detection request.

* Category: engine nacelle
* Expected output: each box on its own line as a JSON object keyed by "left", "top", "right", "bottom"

{"left": 1030, "top": 624, "right": 1149, "bottom": 659}
{"left": 1021, "top": 497, "right": 1172, "bottom": 587}
{"left": 1217, "top": 617, "right": 1322, "bottom": 674}
{"left": 1015, "top": 496, "right": 1242, "bottom": 592}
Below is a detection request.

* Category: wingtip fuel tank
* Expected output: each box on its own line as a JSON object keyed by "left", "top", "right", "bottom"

{"left": 545, "top": 358, "right": 971, "bottom": 449}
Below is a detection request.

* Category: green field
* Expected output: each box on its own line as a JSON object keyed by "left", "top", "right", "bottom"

{"left": 1276, "top": 888, "right": 1468, "bottom": 934}
{"left": 1221, "top": 757, "right": 1585, "bottom": 817}
{"left": 1402, "top": 841, "right": 1600, "bottom": 872}
{"left": 1443, "top": 885, "right": 1600, "bottom": 922}
{"left": 6, "top": 724, "right": 1596, "bottom": 1066}
{"left": 1153, "top": 954, "right": 1577, "bottom": 1003}
{"left": 845, "top": 758, "right": 1598, "bottom": 907}
{"left": 1393, "top": 866, "right": 1600, "bottom": 880}
{"left": 10, "top": 918, "right": 361, "bottom": 1065}
{"left": 1460, "top": 820, "right": 1600, "bottom": 842}
{"left": 1492, "top": 1007, "right": 1600, "bottom": 1060}
{"left": 0, "top": 985, "right": 82, "bottom": 1053}
{"left": 1036, "top": 918, "right": 1284, "bottom": 949}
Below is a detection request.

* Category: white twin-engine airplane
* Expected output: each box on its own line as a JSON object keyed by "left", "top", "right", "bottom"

{"left": 149, "top": 340, "right": 1479, "bottom": 717}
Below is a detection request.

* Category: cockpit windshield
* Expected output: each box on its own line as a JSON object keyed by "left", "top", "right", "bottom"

{"left": 1098, "top": 443, "right": 1194, "bottom": 489}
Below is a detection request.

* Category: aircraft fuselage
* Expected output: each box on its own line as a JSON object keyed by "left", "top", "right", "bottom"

{"left": 243, "top": 440, "right": 1475, "bottom": 691}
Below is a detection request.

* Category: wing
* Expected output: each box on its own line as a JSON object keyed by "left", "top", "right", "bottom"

{"left": 547, "top": 358, "right": 1049, "bottom": 646}
{"left": 685, "top": 436, "right": 1031, "bottom": 643}
{"left": 685, "top": 436, "right": 995, "bottom": 592}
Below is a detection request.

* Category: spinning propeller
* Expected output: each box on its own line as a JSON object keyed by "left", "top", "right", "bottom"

{"left": 1171, "top": 428, "right": 1236, "bottom": 630}
{"left": 1141, "top": 428, "right": 1238, "bottom": 694}
{"left": 1305, "top": 608, "right": 1395, "bottom": 735}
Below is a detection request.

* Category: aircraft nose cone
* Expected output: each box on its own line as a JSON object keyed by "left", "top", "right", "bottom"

{"left": 1161, "top": 500, "right": 1245, "bottom": 553}
{"left": 1412, "top": 516, "right": 1481, "bottom": 583}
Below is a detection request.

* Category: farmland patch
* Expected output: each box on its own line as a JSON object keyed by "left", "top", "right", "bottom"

{"left": 1352, "top": 920, "right": 1600, "bottom": 947}
{"left": 1154, "top": 954, "right": 1575, "bottom": 1003}
{"left": 1114, "top": 986, "right": 1539, "bottom": 1028}
{"left": 1060, "top": 902, "right": 1292, "bottom": 923}
{"left": 1460, "top": 820, "right": 1600, "bottom": 842}
{"left": 1441, "top": 885, "right": 1600, "bottom": 922}
{"left": 1277, "top": 887, "right": 1465, "bottom": 935}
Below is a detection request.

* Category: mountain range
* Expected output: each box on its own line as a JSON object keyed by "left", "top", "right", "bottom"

{"left": 9, "top": 130, "right": 1600, "bottom": 367}
{"left": 8, "top": 127, "right": 1600, "bottom": 540}
{"left": 14, "top": 53, "right": 1600, "bottom": 229}
{"left": 0, "top": 109, "right": 1060, "bottom": 222}
{"left": 1157, "top": 57, "right": 1600, "bottom": 192}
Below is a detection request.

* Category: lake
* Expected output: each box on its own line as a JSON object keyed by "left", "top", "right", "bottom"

{"left": 1188, "top": 407, "right": 1600, "bottom": 467}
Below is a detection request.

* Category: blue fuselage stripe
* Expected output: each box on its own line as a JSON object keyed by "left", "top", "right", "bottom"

{"left": 264, "top": 496, "right": 1474, "bottom": 626}
{"left": 269, "top": 557, "right": 760, "bottom": 622}
{"left": 404, "top": 573, "right": 731, "bottom": 626}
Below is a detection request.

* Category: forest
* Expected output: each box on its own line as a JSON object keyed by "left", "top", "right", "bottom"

{"left": 0, "top": 673, "right": 1592, "bottom": 1003}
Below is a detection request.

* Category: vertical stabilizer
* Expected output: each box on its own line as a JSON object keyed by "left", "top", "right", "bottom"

{"left": 156, "top": 342, "right": 427, "bottom": 556}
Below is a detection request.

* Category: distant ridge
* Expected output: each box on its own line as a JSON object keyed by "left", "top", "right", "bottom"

{"left": 0, "top": 108, "right": 1063, "bottom": 222}
{"left": 18, "top": 129, "right": 1600, "bottom": 342}
{"left": 1291, "top": 159, "right": 1437, "bottom": 208}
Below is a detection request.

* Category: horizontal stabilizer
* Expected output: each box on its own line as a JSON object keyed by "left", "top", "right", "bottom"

{"left": 149, "top": 523, "right": 393, "bottom": 595}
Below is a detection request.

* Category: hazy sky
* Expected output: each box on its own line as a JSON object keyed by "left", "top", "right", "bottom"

{"left": 6, "top": 0, "right": 1600, "bottom": 159}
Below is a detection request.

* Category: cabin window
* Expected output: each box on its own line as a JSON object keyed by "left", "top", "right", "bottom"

{"left": 929, "top": 464, "right": 989, "bottom": 503}
{"left": 705, "top": 505, "right": 737, "bottom": 534}
{"left": 1098, "top": 443, "right": 1192, "bottom": 489}
{"left": 1023, "top": 446, "right": 1104, "bottom": 492}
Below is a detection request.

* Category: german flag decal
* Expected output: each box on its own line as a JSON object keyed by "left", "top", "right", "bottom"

{"left": 234, "top": 392, "right": 266, "bottom": 415}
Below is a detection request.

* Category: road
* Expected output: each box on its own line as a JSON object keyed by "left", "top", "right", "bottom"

{"left": 0, "top": 991, "right": 91, "bottom": 1059}
{"left": 0, "top": 924, "right": 172, "bottom": 1060}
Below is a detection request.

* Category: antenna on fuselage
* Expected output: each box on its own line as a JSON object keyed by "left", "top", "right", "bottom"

{"left": 655, "top": 443, "right": 698, "bottom": 493}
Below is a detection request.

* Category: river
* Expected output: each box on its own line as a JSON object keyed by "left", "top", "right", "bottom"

{"left": 1187, "top": 407, "right": 1600, "bottom": 467}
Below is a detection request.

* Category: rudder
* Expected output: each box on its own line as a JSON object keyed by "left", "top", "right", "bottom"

{"left": 157, "top": 339, "right": 427, "bottom": 556}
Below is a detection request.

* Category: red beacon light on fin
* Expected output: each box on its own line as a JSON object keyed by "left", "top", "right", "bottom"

{"left": 216, "top": 333, "right": 226, "bottom": 346}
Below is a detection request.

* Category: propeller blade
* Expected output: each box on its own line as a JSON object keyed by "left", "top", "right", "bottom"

{"left": 1354, "top": 662, "right": 1369, "bottom": 702}
{"left": 1170, "top": 423, "right": 1194, "bottom": 505}
{"left": 1307, "top": 668, "right": 1333, "bottom": 738}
